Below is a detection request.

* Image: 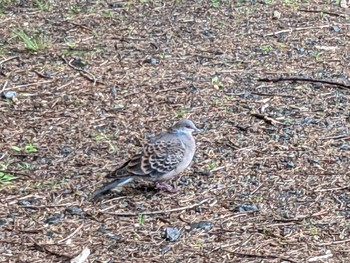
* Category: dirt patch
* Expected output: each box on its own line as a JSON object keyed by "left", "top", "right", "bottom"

{"left": 1, "top": 0, "right": 350, "bottom": 262}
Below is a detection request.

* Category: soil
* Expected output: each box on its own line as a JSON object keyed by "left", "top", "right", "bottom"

{"left": 1, "top": 0, "right": 350, "bottom": 262}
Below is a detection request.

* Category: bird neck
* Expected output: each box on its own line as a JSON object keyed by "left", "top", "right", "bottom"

{"left": 173, "top": 129, "right": 194, "bottom": 143}
{"left": 172, "top": 129, "right": 187, "bottom": 136}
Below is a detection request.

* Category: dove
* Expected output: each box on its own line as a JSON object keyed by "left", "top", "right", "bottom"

{"left": 92, "top": 119, "right": 200, "bottom": 200}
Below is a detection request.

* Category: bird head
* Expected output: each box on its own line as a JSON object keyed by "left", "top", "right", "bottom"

{"left": 172, "top": 119, "right": 201, "bottom": 134}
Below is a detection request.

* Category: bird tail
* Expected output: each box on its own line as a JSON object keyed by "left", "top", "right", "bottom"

{"left": 91, "top": 177, "right": 134, "bottom": 200}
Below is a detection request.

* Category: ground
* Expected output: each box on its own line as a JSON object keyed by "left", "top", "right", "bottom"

{"left": 1, "top": 0, "right": 350, "bottom": 262}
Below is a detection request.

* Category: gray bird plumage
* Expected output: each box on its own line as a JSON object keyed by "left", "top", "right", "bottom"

{"left": 92, "top": 119, "right": 200, "bottom": 200}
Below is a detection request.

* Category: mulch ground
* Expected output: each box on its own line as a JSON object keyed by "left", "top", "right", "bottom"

{"left": 1, "top": 0, "right": 350, "bottom": 262}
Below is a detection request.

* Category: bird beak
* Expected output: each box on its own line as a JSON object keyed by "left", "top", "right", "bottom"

{"left": 194, "top": 127, "right": 201, "bottom": 132}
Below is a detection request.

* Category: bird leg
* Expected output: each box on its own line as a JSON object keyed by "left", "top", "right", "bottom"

{"left": 155, "top": 182, "right": 178, "bottom": 193}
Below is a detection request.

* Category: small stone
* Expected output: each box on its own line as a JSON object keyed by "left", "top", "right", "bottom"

{"left": 98, "top": 226, "right": 107, "bottom": 233}
{"left": 42, "top": 71, "right": 54, "bottom": 78}
{"left": 286, "top": 161, "right": 295, "bottom": 168}
{"left": 332, "top": 25, "right": 341, "bottom": 33}
{"left": 111, "top": 86, "right": 117, "bottom": 96}
{"left": 110, "top": 2, "right": 123, "bottom": 8}
{"left": 190, "top": 221, "right": 213, "bottom": 230}
{"left": 120, "top": 200, "right": 129, "bottom": 207}
{"left": 216, "top": 184, "right": 224, "bottom": 190}
{"left": 201, "top": 30, "right": 213, "bottom": 38}
{"left": 18, "top": 200, "right": 32, "bottom": 206}
{"left": 236, "top": 204, "right": 258, "bottom": 212}
{"left": 106, "top": 232, "right": 121, "bottom": 241}
{"left": 340, "top": 144, "right": 350, "bottom": 150}
{"left": 194, "top": 207, "right": 203, "bottom": 213}
{"left": 65, "top": 206, "right": 83, "bottom": 216}
{"left": 71, "top": 58, "right": 86, "bottom": 69}
{"left": 114, "top": 104, "right": 124, "bottom": 110}
{"left": 190, "top": 84, "right": 197, "bottom": 93}
{"left": 273, "top": 10, "right": 281, "bottom": 19}
{"left": 165, "top": 227, "right": 181, "bottom": 242}
{"left": 0, "top": 219, "right": 8, "bottom": 226}
{"left": 2, "top": 91, "right": 16, "bottom": 99}
{"left": 86, "top": 149, "right": 96, "bottom": 157}
{"left": 44, "top": 214, "right": 63, "bottom": 225}
{"left": 161, "top": 245, "right": 169, "bottom": 254}
{"left": 47, "top": 231, "right": 56, "bottom": 239}
{"left": 297, "top": 47, "right": 305, "bottom": 54}
{"left": 150, "top": 58, "right": 158, "bottom": 65}
{"left": 60, "top": 146, "right": 71, "bottom": 157}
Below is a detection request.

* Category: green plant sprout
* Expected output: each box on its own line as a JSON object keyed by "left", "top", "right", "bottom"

{"left": 0, "top": 172, "right": 16, "bottom": 185}
{"left": 13, "top": 29, "right": 49, "bottom": 52}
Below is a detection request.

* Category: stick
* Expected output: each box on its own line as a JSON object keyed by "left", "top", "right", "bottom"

{"left": 264, "top": 24, "right": 331, "bottom": 37}
{"left": 0, "top": 56, "right": 19, "bottom": 65}
{"left": 251, "top": 113, "right": 285, "bottom": 126}
{"left": 317, "top": 238, "right": 350, "bottom": 246}
{"left": 0, "top": 80, "right": 8, "bottom": 93}
{"left": 258, "top": 77, "right": 350, "bottom": 89}
{"left": 232, "top": 251, "right": 297, "bottom": 263}
{"left": 102, "top": 199, "right": 210, "bottom": 216}
{"left": 30, "top": 238, "right": 71, "bottom": 260}
{"left": 298, "top": 9, "right": 347, "bottom": 18}
{"left": 61, "top": 56, "right": 105, "bottom": 85}
{"left": 57, "top": 223, "right": 84, "bottom": 244}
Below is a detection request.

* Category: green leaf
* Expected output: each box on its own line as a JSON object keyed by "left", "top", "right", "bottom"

{"left": 25, "top": 143, "right": 37, "bottom": 153}
{"left": 0, "top": 172, "right": 16, "bottom": 185}
{"left": 11, "top": 146, "right": 22, "bottom": 152}
{"left": 3, "top": 174, "right": 15, "bottom": 180}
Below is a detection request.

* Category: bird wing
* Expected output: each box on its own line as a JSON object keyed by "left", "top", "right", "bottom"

{"left": 126, "top": 139, "right": 185, "bottom": 179}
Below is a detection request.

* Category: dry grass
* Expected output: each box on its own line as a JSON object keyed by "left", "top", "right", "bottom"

{"left": 1, "top": 0, "right": 350, "bottom": 262}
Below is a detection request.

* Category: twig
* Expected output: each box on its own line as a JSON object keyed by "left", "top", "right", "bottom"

{"left": 298, "top": 9, "right": 347, "bottom": 18}
{"left": 231, "top": 251, "right": 297, "bottom": 263}
{"left": 317, "top": 238, "right": 350, "bottom": 246}
{"left": 102, "top": 199, "right": 210, "bottom": 216}
{"left": 29, "top": 238, "right": 71, "bottom": 260}
{"left": 251, "top": 92, "right": 300, "bottom": 98}
{"left": 0, "top": 56, "right": 19, "bottom": 65}
{"left": 250, "top": 183, "right": 263, "bottom": 195}
{"left": 314, "top": 185, "right": 350, "bottom": 192}
{"left": 264, "top": 24, "right": 331, "bottom": 37}
{"left": 57, "top": 223, "right": 84, "bottom": 244}
{"left": 33, "top": 69, "right": 53, "bottom": 79}
{"left": 64, "top": 20, "right": 93, "bottom": 31}
{"left": 258, "top": 77, "right": 350, "bottom": 89}
{"left": 14, "top": 80, "right": 53, "bottom": 88}
{"left": 156, "top": 86, "right": 186, "bottom": 94}
{"left": 251, "top": 113, "right": 285, "bottom": 126}
{"left": 61, "top": 56, "right": 105, "bottom": 85}
{"left": 274, "top": 210, "right": 328, "bottom": 222}
{"left": 19, "top": 204, "right": 77, "bottom": 209}
{"left": 3, "top": 226, "right": 45, "bottom": 234}
{"left": 0, "top": 80, "right": 8, "bottom": 93}
{"left": 308, "top": 253, "right": 333, "bottom": 262}
{"left": 1, "top": 170, "right": 32, "bottom": 178}
{"left": 0, "top": 153, "right": 6, "bottom": 160}
{"left": 321, "top": 135, "right": 350, "bottom": 140}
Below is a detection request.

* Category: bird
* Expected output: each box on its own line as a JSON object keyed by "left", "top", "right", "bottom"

{"left": 91, "top": 119, "right": 200, "bottom": 200}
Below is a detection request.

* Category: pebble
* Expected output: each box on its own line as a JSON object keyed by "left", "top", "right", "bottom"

{"left": 1, "top": 91, "right": 16, "bottom": 99}
{"left": 236, "top": 204, "right": 258, "bottom": 212}
{"left": 190, "top": 221, "right": 213, "bottom": 230}
{"left": 44, "top": 214, "right": 63, "bottom": 225}
{"left": 165, "top": 227, "right": 181, "bottom": 242}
